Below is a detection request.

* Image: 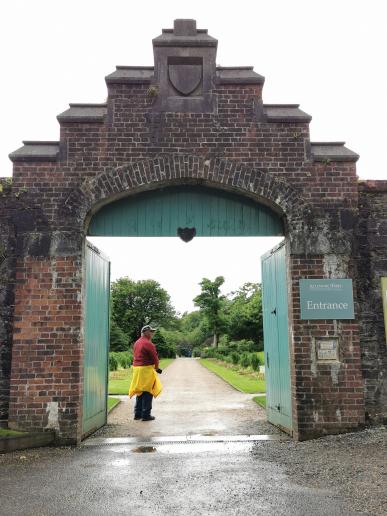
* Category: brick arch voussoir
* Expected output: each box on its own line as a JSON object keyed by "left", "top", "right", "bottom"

{"left": 62, "top": 155, "right": 310, "bottom": 229}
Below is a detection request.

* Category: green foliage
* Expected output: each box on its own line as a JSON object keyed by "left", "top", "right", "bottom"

{"left": 230, "top": 351, "right": 239, "bottom": 365}
{"left": 250, "top": 353, "right": 261, "bottom": 372}
{"left": 108, "top": 397, "right": 121, "bottom": 412}
{"left": 193, "top": 276, "right": 226, "bottom": 346}
{"left": 253, "top": 395, "right": 266, "bottom": 408}
{"left": 179, "top": 310, "right": 211, "bottom": 349}
{"left": 153, "top": 331, "right": 176, "bottom": 358}
{"left": 200, "top": 359, "right": 266, "bottom": 394}
{"left": 109, "top": 319, "right": 129, "bottom": 352}
{"left": 240, "top": 352, "right": 251, "bottom": 368}
{"left": 225, "top": 283, "right": 263, "bottom": 349}
{"left": 111, "top": 277, "right": 176, "bottom": 345}
{"left": 109, "top": 353, "right": 118, "bottom": 371}
{"left": 117, "top": 351, "right": 133, "bottom": 368}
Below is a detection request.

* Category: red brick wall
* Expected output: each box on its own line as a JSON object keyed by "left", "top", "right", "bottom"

{"left": 8, "top": 256, "right": 82, "bottom": 441}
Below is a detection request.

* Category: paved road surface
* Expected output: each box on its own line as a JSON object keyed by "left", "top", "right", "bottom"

{"left": 93, "top": 357, "right": 279, "bottom": 439}
{"left": 0, "top": 440, "right": 364, "bottom": 516}
{"left": 1, "top": 358, "right": 383, "bottom": 515}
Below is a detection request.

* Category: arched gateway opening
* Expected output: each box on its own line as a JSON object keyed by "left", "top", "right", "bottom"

{"left": 5, "top": 19, "right": 371, "bottom": 445}
{"left": 82, "top": 184, "right": 290, "bottom": 438}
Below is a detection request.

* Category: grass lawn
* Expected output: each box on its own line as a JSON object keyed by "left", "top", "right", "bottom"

{"left": 253, "top": 395, "right": 266, "bottom": 409}
{"left": 200, "top": 359, "right": 266, "bottom": 394}
{"left": 108, "top": 358, "right": 174, "bottom": 395}
{"left": 108, "top": 396, "right": 121, "bottom": 412}
{"left": 0, "top": 428, "right": 27, "bottom": 437}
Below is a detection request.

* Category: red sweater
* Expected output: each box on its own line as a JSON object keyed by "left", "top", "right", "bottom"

{"left": 132, "top": 336, "right": 159, "bottom": 369}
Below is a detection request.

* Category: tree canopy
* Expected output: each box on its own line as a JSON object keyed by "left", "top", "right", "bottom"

{"left": 193, "top": 276, "right": 226, "bottom": 347}
{"left": 110, "top": 277, "right": 175, "bottom": 347}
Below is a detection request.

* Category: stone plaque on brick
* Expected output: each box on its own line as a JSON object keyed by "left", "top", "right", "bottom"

{"left": 316, "top": 338, "right": 339, "bottom": 361}
{"left": 300, "top": 279, "right": 355, "bottom": 320}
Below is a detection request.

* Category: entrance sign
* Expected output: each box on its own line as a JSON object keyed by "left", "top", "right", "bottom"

{"left": 300, "top": 279, "right": 355, "bottom": 320}
{"left": 381, "top": 278, "right": 387, "bottom": 344}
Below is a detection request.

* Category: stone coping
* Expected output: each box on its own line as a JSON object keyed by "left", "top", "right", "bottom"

{"left": 57, "top": 104, "right": 107, "bottom": 123}
{"left": 106, "top": 65, "right": 264, "bottom": 85}
{"left": 9, "top": 141, "right": 60, "bottom": 162}
{"left": 311, "top": 142, "right": 359, "bottom": 162}
{"left": 264, "top": 104, "right": 312, "bottom": 123}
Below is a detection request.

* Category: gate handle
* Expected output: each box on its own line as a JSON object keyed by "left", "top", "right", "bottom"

{"left": 266, "top": 352, "right": 269, "bottom": 368}
{"left": 271, "top": 308, "right": 277, "bottom": 315}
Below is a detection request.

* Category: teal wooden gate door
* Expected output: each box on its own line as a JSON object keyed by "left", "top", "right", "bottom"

{"left": 88, "top": 186, "right": 283, "bottom": 237}
{"left": 82, "top": 241, "right": 111, "bottom": 437}
{"left": 261, "top": 241, "right": 292, "bottom": 434}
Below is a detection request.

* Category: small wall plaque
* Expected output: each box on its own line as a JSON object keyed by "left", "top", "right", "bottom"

{"left": 316, "top": 338, "right": 339, "bottom": 361}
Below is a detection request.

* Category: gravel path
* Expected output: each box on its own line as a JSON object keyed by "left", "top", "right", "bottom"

{"left": 93, "top": 357, "right": 280, "bottom": 439}
{"left": 252, "top": 426, "right": 387, "bottom": 515}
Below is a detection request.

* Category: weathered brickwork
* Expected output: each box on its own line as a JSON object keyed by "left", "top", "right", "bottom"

{"left": 0, "top": 179, "right": 16, "bottom": 426}
{"left": 357, "top": 181, "right": 387, "bottom": 423}
{"left": 8, "top": 256, "right": 82, "bottom": 440}
{"left": 0, "top": 19, "right": 384, "bottom": 442}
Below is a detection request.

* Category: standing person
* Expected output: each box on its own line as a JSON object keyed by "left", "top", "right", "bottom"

{"left": 129, "top": 325, "right": 163, "bottom": 421}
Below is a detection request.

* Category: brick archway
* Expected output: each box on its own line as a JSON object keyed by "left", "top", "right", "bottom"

{"left": 61, "top": 155, "right": 310, "bottom": 235}
{"left": 4, "top": 19, "right": 374, "bottom": 444}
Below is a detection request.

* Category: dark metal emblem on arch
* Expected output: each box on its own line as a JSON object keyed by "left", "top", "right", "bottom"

{"left": 177, "top": 227, "right": 197, "bottom": 242}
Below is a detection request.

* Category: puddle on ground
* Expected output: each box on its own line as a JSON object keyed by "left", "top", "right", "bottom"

{"left": 130, "top": 442, "right": 254, "bottom": 455}
{"left": 131, "top": 446, "right": 157, "bottom": 453}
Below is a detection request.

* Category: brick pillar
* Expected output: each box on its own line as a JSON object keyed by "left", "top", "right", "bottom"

{"left": 289, "top": 254, "right": 365, "bottom": 440}
{"left": 8, "top": 255, "right": 83, "bottom": 444}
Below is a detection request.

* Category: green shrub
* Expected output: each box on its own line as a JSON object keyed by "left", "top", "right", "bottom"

{"left": 153, "top": 332, "right": 176, "bottom": 358}
{"left": 201, "top": 347, "right": 216, "bottom": 359}
{"left": 240, "top": 352, "right": 250, "bottom": 368}
{"left": 109, "top": 320, "right": 128, "bottom": 352}
{"left": 235, "top": 340, "right": 256, "bottom": 353}
{"left": 230, "top": 351, "right": 239, "bottom": 365}
{"left": 109, "top": 353, "right": 118, "bottom": 371}
{"left": 192, "top": 348, "right": 201, "bottom": 357}
{"left": 116, "top": 351, "right": 132, "bottom": 369}
{"left": 250, "top": 353, "right": 260, "bottom": 372}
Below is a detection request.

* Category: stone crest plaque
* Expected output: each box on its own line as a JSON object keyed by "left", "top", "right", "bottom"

{"left": 168, "top": 63, "right": 202, "bottom": 96}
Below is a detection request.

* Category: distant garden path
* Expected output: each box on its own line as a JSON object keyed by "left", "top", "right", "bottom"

{"left": 92, "top": 357, "right": 281, "bottom": 438}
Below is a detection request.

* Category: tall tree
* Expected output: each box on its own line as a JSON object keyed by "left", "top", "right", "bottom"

{"left": 110, "top": 277, "right": 176, "bottom": 346}
{"left": 225, "top": 282, "right": 263, "bottom": 348}
{"left": 193, "top": 276, "right": 226, "bottom": 347}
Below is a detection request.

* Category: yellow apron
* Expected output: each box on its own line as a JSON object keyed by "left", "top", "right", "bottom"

{"left": 129, "top": 365, "right": 163, "bottom": 398}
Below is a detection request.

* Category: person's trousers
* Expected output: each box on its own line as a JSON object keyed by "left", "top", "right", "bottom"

{"left": 134, "top": 391, "right": 153, "bottom": 418}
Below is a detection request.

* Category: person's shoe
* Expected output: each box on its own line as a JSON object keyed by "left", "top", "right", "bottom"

{"left": 142, "top": 415, "right": 155, "bottom": 421}
{"left": 134, "top": 415, "right": 142, "bottom": 420}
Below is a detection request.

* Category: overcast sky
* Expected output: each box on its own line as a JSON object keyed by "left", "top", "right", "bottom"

{"left": 1, "top": 1, "right": 386, "bottom": 312}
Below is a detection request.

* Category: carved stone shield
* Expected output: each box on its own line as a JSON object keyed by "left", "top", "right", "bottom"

{"left": 168, "top": 64, "right": 202, "bottom": 96}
